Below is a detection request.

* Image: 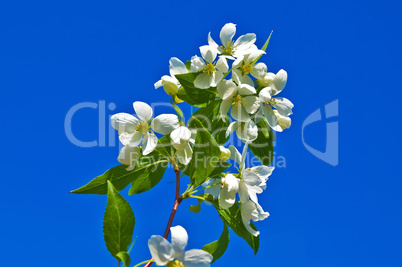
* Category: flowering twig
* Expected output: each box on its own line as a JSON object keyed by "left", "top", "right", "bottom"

{"left": 144, "top": 164, "right": 182, "bottom": 267}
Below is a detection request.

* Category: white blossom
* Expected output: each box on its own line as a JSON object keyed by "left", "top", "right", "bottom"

{"left": 255, "top": 70, "right": 293, "bottom": 132}
{"left": 240, "top": 200, "right": 270, "bottom": 237}
{"left": 111, "top": 102, "right": 180, "bottom": 157}
{"left": 170, "top": 126, "right": 195, "bottom": 165}
{"left": 155, "top": 57, "right": 188, "bottom": 102}
{"left": 226, "top": 119, "right": 258, "bottom": 142}
{"left": 190, "top": 46, "right": 229, "bottom": 89}
{"left": 217, "top": 78, "right": 259, "bottom": 122}
{"left": 207, "top": 23, "right": 258, "bottom": 59}
{"left": 148, "top": 226, "right": 213, "bottom": 267}
{"left": 232, "top": 49, "right": 267, "bottom": 86}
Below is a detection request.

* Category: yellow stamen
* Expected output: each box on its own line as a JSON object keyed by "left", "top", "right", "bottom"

{"left": 241, "top": 63, "right": 252, "bottom": 75}
{"left": 203, "top": 63, "right": 216, "bottom": 75}
{"left": 167, "top": 260, "right": 184, "bottom": 267}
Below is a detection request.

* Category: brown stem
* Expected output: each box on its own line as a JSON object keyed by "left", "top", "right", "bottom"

{"left": 144, "top": 166, "right": 182, "bottom": 267}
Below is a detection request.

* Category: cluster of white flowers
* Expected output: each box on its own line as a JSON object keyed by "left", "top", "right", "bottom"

{"left": 110, "top": 23, "right": 294, "bottom": 264}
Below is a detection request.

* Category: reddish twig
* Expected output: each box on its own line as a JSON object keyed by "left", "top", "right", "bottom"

{"left": 144, "top": 166, "right": 182, "bottom": 267}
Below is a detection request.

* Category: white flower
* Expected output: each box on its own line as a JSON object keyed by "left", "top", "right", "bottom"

{"left": 240, "top": 200, "right": 270, "bottom": 237}
{"left": 217, "top": 78, "right": 259, "bottom": 122}
{"left": 232, "top": 49, "right": 267, "bottom": 86}
{"left": 219, "top": 146, "right": 231, "bottom": 161}
{"left": 170, "top": 126, "right": 195, "bottom": 165}
{"left": 117, "top": 145, "right": 140, "bottom": 171}
{"left": 218, "top": 174, "right": 240, "bottom": 209}
{"left": 155, "top": 57, "right": 188, "bottom": 102}
{"left": 190, "top": 45, "right": 229, "bottom": 89}
{"left": 111, "top": 101, "right": 180, "bottom": 156}
{"left": 255, "top": 70, "right": 293, "bottom": 132}
{"left": 257, "top": 69, "right": 287, "bottom": 95}
{"left": 148, "top": 226, "right": 213, "bottom": 267}
{"left": 207, "top": 23, "right": 257, "bottom": 59}
{"left": 203, "top": 174, "right": 240, "bottom": 209}
{"left": 226, "top": 119, "right": 258, "bottom": 142}
{"left": 228, "top": 144, "right": 274, "bottom": 204}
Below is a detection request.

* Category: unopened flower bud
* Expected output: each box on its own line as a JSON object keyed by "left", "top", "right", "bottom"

{"left": 219, "top": 146, "right": 231, "bottom": 161}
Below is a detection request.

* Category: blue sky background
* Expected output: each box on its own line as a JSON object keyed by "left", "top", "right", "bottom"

{"left": 1, "top": 0, "right": 401, "bottom": 266}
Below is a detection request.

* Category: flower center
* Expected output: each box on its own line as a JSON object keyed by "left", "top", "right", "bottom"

{"left": 167, "top": 260, "right": 184, "bottom": 267}
{"left": 221, "top": 41, "right": 235, "bottom": 55}
{"left": 137, "top": 121, "right": 149, "bottom": 135}
{"left": 233, "top": 94, "right": 242, "bottom": 103}
{"left": 241, "top": 63, "right": 252, "bottom": 75}
{"left": 203, "top": 63, "right": 216, "bottom": 75}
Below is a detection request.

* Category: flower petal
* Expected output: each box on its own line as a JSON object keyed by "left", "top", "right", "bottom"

{"left": 228, "top": 144, "right": 242, "bottom": 164}
{"left": 170, "top": 126, "right": 191, "bottom": 150}
{"left": 220, "top": 99, "right": 232, "bottom": 122}
{"left": 154, "top": 79, "right": 163, "bottom": 89}
{"left": 207, "top": 32, "right": 219, "bottom": 50}
{"left": 231, "top": 102, "right": 249, "bottom": 122}
{"left": 142, "top": 132, "right": 158, "bottom": 155}
{"left": 234, "top": 33, "right": 256, "bottom": 50}
{"left": 238, "top": 83, "right": 256, "bottom": 96}
{"left": 259, "top": 87, "right": 272, "bottom": 103}
{"left": 148, "top": 235, "right": 175, "bottom": 266}
{"left": 133, "top": 101, "right": 153, "bottom": 122}
{"left": 220, "top": 23, "right": 236, "bottom": 48}
{"left": 273, "top": 97, "right": 294, "bottom": 117}
{"left": 212, "top": 71, "right": 224, "bottom": 87}
{"left": 273, "top": 110, "right": 291, "bottom": 131}
{"left": 216, "top": 57, "right": 229, "bottom": 73}
{"left": 170, "top": 226, "right": 188, "bottom": 259}
{"left": 217, "top": 79, "right": 237, "bottom": 100}
{"left": 244, "top": 49, "right": 265, "bottom": 64}
{"left": 264, "top": 105, "right": 281, "bottom": 132}
{"left": 203, "top": 179, "right": 221, "bottom": 197}
{"left": 243, "top": 96, "right": 259, "bottom": 114}
{"left": 240, "top": 201, "right": 260, "bottom": 237}
{"left": 119, "top": 131, "right": 142, "bottom": 146}
{"left": 226, "top": 121, "right": 240, "bottom": 138}
{"left": 190, "top": 55, "right": 205, "bottom": 72}
{"left": 180, "top": 249, "right": 213, "bottom": 267}
{"left": 111, "top": 113, "right": 140, "bottom": 133}
{"left": 151, "top": 114, "right": 180, "bottom": 135}
{"left": 200, "top": 45, "right": 218, "bottom": 64}
{"left": 251, "top": 62, "right": 267, "bottom": 80}
{"left": 194, "top": 73, "right": 213, "bottom": 89}
{"left": 118, "top": 145, "right": 140, "bottom": 170}
{"left": 271, "top": 69, "right": 288, "bottom": 95}
{"left": 176, "top": 143, "right": 193, "bottom": 165}
{"left": 169, "top": 57, "right": 188, "bottom": 76}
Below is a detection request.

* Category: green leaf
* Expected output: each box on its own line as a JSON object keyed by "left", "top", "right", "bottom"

{"left": 128, "top": 156, "right": 168, "bottom": 195}
{"left": 209, "top": 161, "right": 231, "bottom": 178}
{"left": 202, "top": 223, "right": 229, "bottom": 263}
{"left": 116, "top": 251, "right": 131, "bottom": 267}
{"left": 189, "top": 99, "right": 230, "bottom": 145}
{"left": 176, "top": 72, "right": 217, "bottom": 106}
{"left": 213, "top": 202, "right": 259, "bottom": 254}
{"left": 249, "top": 120, "right": 274, "bottom": 166}
{"left": 103, "top": 181, "right": 135, "bottom": 261}
{"left": 180, "top": 117, "right": 221, "bottom": 186}
{"left": 71, "top": 150, "right": 169, "bottom": 194}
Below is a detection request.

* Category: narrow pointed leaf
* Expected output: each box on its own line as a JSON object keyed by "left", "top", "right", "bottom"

{"left": 249, "top": 121, "right": 274, "bottom": 166}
